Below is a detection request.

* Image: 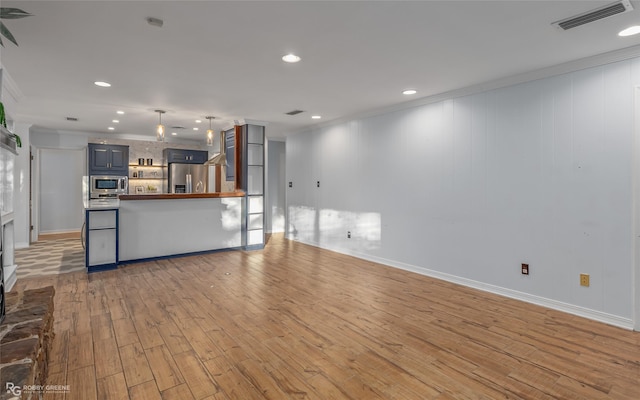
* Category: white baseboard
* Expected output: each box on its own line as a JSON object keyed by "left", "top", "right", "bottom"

{"left": 3, "top": 265, "right": 17, "bottom": 292}
{"left": 15, "top": 241, "right": 29, "bottom": 250}
{"left": 289, "top": 237, "right": 634, "bottom": 330}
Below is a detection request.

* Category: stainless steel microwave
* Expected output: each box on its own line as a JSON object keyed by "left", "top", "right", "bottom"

{"left": 90, "top": 175, "right": 128, "bottom": 198}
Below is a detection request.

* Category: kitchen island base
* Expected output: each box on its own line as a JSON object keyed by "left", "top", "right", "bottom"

{"left": 84, "top": 203, "right": 119, "bottom": 273}
{"left": 118, "top": 194, "right": 243, "bottom": 263}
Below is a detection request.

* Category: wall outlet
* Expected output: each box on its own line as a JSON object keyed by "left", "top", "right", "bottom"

{"left": 347, "top": 231, "right": 351, "bottom": 239}
{"left": 580, "top": 274, "right": 590, "bottom": 287}
{"left": 521, "top": 263, "right": 529, "bottom": 275}
{"left": 288, "top": 181, "right": 292, "bottom": 188}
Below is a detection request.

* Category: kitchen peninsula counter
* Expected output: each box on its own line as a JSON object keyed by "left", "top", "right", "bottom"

{"left": 117, "top": 192, "right": 244, "bottom": 264}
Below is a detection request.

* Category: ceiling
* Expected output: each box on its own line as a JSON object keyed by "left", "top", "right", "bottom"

{"left": 2, "top": 0, "right": 640, "bottom": 143}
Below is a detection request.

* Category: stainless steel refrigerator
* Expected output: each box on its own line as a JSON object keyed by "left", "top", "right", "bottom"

{"left": 168, "top": 163, "right": 208, "bottom": 193}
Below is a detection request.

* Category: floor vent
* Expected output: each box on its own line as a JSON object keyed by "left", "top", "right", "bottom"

{"left": 285, "top": 110, "right": 304, "bottom": 116}
{"left": 552, "top": 0, "right": 633, "bottom": 30}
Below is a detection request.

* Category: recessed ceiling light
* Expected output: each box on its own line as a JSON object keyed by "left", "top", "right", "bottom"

{"left": 108, "top": 127, "right": 114, "bottom": 130}
{"left": 171, "top": 132, "right": 177, "bottom": 136}
{"left": 282, "top": 54, "right": 301, "bottom": 63}
{"left": 619, "top": 26, "right": 640, "bottom": 36}
{"left": 402, "top": 89, "right": 417, "bottom": 95}
{"left": 193, "top": 127, "right": 199, "bottom": 131}
{"left": 94, "top": 81, "right": 111, "bottom": 87}
{"left": 112, "top": 119, "right": 119, "bottom": 123}
{"left": 311, "top": 115, "right": 322, "bottom": 119}
{"left": 116, "top": 110, "right": 125, "bottom": 115}
{"left": 195, "top": 119, "right": 202, "bottom": 123}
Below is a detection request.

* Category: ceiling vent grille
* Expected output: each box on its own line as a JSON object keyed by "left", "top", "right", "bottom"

{"left": 552, "top": 0, "right": 633, "bottom": 30}
{"left": 285, "top": 110, "right": 304, "bottom": 116}
{"left": 66, "top": 117, "right": 78, "bottom": 121}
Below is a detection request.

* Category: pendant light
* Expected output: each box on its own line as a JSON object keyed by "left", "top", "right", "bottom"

{"left": 155, "top": 110, "right": 165, "bottom": 142}
{"left": 205, "top": 116, "right": 215, "bottom": 147}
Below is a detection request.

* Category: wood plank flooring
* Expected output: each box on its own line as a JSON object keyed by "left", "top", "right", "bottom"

{"left": 13, "top": 234, "right": 640, "bottom": 399}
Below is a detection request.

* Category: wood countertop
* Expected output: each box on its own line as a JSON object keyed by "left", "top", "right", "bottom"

{"left": 119, "top": 191, "right": 245, "bottom": 201}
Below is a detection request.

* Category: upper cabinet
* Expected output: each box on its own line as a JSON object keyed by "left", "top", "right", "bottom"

{"left": 164, "top": 148, "right": 208, "bottom": 164}
{"left": 88, "top": 144, "right": 129, "bottom": 176}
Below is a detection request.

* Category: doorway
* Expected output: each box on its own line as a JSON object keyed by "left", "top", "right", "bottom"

{"left": 37, "top": 148, "right": 85, "bottom": 237}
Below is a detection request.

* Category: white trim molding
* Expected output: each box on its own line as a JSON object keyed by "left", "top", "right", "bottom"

{"left": 291, "top": 237, "right": 635, "bottom": 330}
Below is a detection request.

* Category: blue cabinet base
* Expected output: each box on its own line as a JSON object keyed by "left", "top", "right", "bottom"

{"left": 87, "top": 246, "right": 244, "bottom": 273}
{"left": 117, "top": 246, "right": 241, "bottom": 267}
{"left": 85, "top": 208, "right": 119, "bottom": 272}
{"left": 87, "top": 263, "right": 118, "bottom": 273}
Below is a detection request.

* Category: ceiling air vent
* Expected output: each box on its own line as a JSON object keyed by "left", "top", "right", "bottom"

{"left": 285, "top": 110, "right": 304, "bottom": 116}
{"left": 552, "top": 0, "right": 633, "bottom": 30}
{"left": 66, "top": 117, "right": 78, "bottom": 121}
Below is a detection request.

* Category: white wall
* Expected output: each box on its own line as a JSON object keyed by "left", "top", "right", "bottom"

{"left": 38, "top": 148, "right": 85, "bottom": 234}
{"left": 12, "top": 123, "right": 31, "bottom": 248}
{"left": 266, "top": 140, "right": 286, "bottom": 233}
{"left": 286, "top": 58, "right": 639, "bottom": 328}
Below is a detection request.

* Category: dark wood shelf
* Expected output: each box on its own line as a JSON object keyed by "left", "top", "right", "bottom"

{"left": 119, "top": 191, "right": 245, "bottom": 201}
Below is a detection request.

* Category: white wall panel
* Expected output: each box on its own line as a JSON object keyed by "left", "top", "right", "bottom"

{"left": 286, "top": 58, "right": 638, "bottom": 324}
{"left": 601, "top": 61, "right": 634, "bottom": 318}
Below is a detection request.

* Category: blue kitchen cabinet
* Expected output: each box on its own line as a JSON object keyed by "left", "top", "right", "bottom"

{"left": 89, "top": 144, "right": 129, "bottom": 176}
{"left": 164, "top": 148, "right": 208, "bottom": 164}
{"left": 84, "top": 207, "right": 119, "bottom": 272}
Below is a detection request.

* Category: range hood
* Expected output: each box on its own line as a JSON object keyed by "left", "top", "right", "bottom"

{"left": 204, "top": 130, "right": 226, "bottom": 166}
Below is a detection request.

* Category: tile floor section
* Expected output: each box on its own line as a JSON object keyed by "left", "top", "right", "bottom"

{"left": 15, "top": 238, "right": 85, "bottom": 279}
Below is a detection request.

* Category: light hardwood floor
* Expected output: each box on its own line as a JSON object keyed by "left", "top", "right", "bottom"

{"left": 37, "top": 231, "right": 81, "bottom": 241}
{"left": 14, "top": 234, "right": 640, "bottom": 399}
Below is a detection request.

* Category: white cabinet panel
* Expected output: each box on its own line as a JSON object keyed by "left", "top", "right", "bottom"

{"left": 88, "top": 210, "right": 116, "bottom": 229}
{"left": 248, "top": 196, "right": 263, "bottom": 214}
{"left": 248, "top": 144, "right": 264, "bottom": 165}
{"left": 247, "top": 166, "right": 263, "bottom": 195}
{"left": 248, "top": 214, "right": 263, "bottom": 230}
{"left": 247, "top": 125, "right": 264, "bottom": 144}
{"left": 88, "top": 229, "right": 116, "bottom": 265}
{"left": 248, "top": 229, "right": 264, "bottom": 245}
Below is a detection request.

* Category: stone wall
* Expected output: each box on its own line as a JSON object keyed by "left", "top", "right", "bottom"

{"left": 0, "top": 286, "right": 55, "bottom": 400}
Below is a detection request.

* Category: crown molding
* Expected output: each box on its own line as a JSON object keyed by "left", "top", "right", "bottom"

{"left": 306, "top": 43, "right": 640, "bottom": 134}
{"left": 0, "top": 64, "right": 25, "bottom": 115}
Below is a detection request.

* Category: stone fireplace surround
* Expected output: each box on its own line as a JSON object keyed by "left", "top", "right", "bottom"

{"left": 0, "top": 286, "right": 55, "bottom": 400}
